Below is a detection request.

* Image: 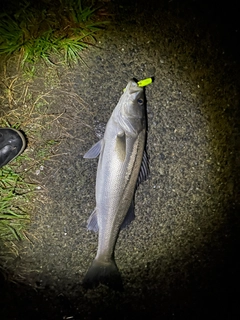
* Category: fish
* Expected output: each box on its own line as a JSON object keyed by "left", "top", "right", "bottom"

{"left": 83, "top": 79, "right": 149, "bottom": 290}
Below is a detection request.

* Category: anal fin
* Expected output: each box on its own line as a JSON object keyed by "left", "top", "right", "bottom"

{"left": 87, "top": 208, "right": 98, "bottom": 232}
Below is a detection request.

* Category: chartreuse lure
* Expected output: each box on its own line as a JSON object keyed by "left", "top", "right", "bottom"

{"left": 137, "top": 78, "right": 152, "bottom": 87}
{"left": 123, "top": 77, "right": 152, "bottom": 91}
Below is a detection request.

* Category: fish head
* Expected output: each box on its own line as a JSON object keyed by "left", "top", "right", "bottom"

{"left": 122, "top": 79, "right": 145, "bottom": 120}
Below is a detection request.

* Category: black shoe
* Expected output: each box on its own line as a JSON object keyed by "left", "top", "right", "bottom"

{"left": 0, "top": 128, "right": 26, "bottom": 168}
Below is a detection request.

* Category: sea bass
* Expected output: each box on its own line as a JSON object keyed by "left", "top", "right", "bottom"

{"left": 83, "top": 79, "right": 149, "bottom": 289}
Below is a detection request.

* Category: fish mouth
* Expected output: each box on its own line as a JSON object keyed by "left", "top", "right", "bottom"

{"left": 127, "top": 79, "right": 143, "bottom": 94}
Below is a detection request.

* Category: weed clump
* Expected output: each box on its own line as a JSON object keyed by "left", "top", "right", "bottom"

{"left": 0, "top": 0, "right": 107, "bottom": 67}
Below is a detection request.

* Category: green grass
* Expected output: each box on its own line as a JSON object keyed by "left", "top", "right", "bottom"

{"left": 0, "top": 65, "right": 62, "bottom": 243}
{"left": 0, "top": 166, "right": 34, "bottom": 241}
{"left": 0, "top": 0, "right": 107, "bottom": 67}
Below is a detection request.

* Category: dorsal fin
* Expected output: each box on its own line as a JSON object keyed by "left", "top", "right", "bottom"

{"left": 120, "top": 201, "right": 135, "bottom": 229}
{"left": 137, "top": 150, "right": 149, "bottom": 187}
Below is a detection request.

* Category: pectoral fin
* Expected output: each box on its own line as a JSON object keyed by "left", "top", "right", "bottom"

{"left": 83, "top": 140, "right": 103, "bottom": 159}
{"left": 115, "top": 132, "right": 126, "bottom": 162}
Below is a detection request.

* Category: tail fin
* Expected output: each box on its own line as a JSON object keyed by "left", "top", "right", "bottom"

{"left": 82, "top": 259, "right": 123, "bottom": 291}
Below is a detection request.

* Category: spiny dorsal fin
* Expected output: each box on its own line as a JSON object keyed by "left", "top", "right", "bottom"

{"left": 137, "top": 150, "right": 149, "bottom": 187}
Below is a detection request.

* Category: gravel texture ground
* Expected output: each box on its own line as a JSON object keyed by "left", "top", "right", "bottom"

{"left": 1, "top": 0, "right": 240, "bottom": 319}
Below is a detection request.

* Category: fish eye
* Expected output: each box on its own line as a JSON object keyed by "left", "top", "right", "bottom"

{"left": 137, "top": 98, "right": 144, "bottom": 105}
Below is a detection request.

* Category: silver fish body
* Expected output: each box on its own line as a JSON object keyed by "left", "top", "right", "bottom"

{"left": 83, "top": 79, "right": 149, "bottom": 289}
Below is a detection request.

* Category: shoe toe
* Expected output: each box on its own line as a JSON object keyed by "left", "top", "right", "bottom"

{"left": 0, "top": 128, "right": 26, "bottom": 168}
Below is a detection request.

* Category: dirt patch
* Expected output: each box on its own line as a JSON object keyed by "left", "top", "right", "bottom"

{"left": 1, "top": 1, "right": 240, "bottom": 319}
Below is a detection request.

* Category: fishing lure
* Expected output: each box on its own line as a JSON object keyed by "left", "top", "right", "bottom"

{"left": 123, "top": 77, "right": 152, "bottom": 91}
